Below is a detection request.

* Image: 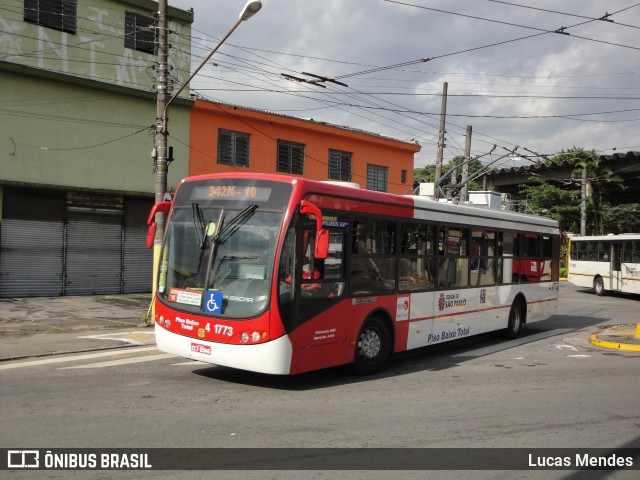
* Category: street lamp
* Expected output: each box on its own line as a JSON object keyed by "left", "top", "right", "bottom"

{"left": 150, "top": 1, "right": 262, "bottom": 311}
{"left": 153, "top": 0, "right": 263, "bottom": 244}
{"left": 160, "top": 0, "right": 263, "bottom": 134}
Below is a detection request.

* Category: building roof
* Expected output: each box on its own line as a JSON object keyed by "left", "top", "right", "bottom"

{"left": 193, "top": 98, "right": 421, "bottom": 151}
{"left": 484, "top": 151, "right": 640, "bottom": 205}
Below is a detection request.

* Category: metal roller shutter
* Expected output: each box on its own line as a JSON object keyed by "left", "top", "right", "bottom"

{"left": 64, "top": 213, "right": 123, "bottom": 295}
{"left": 0, "top": 188, "right": 65, "bottom": 297}
{"left": 0, "top": 219, "right": 64, "bottom": 297}
{"left": 123, "top": 197, "right": 153, "bottom": 293}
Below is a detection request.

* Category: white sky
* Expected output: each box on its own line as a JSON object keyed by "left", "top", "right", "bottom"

{"left": 168, "top": 0, "right": 640, "bottom": 169}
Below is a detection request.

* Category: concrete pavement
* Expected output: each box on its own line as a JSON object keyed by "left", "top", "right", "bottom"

{"left": 0, "top": 293, "right": 155, "bottom": 360}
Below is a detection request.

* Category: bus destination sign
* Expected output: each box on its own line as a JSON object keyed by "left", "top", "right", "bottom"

{"left": 192, "top": 185, "right": 271, "bottom": 202}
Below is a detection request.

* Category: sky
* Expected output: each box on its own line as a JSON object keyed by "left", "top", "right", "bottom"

{"left": 168, "top": 0, "right": 640, "bottom": 169}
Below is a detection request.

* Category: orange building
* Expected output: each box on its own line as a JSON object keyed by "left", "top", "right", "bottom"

{"left": 189, "top": 100, "right": 421, "bottom": 195}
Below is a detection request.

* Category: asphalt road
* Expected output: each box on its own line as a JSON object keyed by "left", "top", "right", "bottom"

{"left": 1, "top": 282, "right": 639, "bottom": 480}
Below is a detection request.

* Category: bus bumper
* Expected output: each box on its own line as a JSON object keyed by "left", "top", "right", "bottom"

{"left": 155, "top": 325, "right": 294, "bottom": 375}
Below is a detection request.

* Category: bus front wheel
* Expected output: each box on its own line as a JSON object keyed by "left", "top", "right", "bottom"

{"left": 593, "top": 276, "right": 606, "bottom": 296}
{"left": 351, "top": 316, "right": 391, "bottom": 375}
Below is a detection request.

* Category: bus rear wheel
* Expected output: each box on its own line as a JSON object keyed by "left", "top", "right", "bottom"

{"left": 503, "top": 299, "right": 525, "bottom": 339}
{"left": 351, "top": 316, "right": 391, "bottom": 375}
{"left": 593, "top": 276, "right": 606, "bottom": 296}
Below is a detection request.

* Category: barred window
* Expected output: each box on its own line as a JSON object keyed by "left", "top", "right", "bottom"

{"left": 366, "top": 164, "right": 388, "bottom": 192}
{"left": 25, "top": 0, "right": 77, "bottom": 34}
{"left": 124, "top": 12, "right": 157, "bottom": 54}
{"left": 328, "top": 149, "right": 352, "bottom": 181}
{"left": 401, "top": 169, "right": 407, "bottom": 184}
{"left": 218, "top": 129, "right": 250, "bottom": 167}
{"left": 277, "top": 140, "right": 304, "bottom": 175}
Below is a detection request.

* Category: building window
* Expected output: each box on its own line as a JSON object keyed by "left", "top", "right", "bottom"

{"left": 24, "top": 0, "right": 77, "bottom": 34}
{"left": 277, "top": 140, "right": 305, "bottom": 175}
{"left": 328, "top": 149, "right": 352, "bottom": 181}
{"left": 124, "top": 12, "right": 157, "bottom": 54}
{"left": 401, "top": 169, "right": 407, "bottom": 184}
{"left": 218, "top": 129, "right": 250, "bottom": 167}
{"left": 367, "top": 164, "right": 388, "bottom": 192}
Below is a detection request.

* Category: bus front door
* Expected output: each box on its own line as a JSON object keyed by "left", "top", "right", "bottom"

{"left": 611, "top": 244, "right": 623, "bottom": 291}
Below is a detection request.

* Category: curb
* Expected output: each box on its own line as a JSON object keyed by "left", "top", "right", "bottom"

{"left": 590, "top": 324, "right": 640, "bottom": 352}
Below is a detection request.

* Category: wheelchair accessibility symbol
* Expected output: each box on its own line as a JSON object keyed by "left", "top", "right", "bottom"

{"left": 204, "top": 291, "right": 223, "bottom": 314}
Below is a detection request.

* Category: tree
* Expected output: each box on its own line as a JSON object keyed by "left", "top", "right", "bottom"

{"left": 414, "top": 156, "right": 484, "bottom": 195}
{"left": 572, "top": 156, "right": 624, "bottom": 235}
{"left": 597, "top": 204, "right": 640, "bottom": 235}
{"left": 547, "top": 146, "right": 598, "bottom": 165}
{"left": 518, "top": 180, "right": 581, "bottom": 232}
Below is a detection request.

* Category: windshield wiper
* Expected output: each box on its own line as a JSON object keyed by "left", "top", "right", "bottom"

{"left": 212, "top": 204, "right": 258, "bottom": 245}
{"left": 201, "top": 205, "right": 259, "bottom": 300}
{"left": 192, "top": 202, "right": 207, "bottom": 250}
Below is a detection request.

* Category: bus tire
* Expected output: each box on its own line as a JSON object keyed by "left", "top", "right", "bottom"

{"left": 503, "top": 298, "right": 525, "bottom": 339}
{"left": 593, "top": 276, "right": 606, "bottom": 296}
{"left": 351, "top": 316, "right": 391, "bottom": 375}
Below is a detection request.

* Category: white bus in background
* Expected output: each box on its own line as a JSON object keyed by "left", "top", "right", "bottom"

{"left": 568, "top": 234, "right": 640, "bottom": 296}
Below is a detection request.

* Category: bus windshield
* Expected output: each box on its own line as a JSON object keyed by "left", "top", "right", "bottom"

{"left": 157, "top": 179, "right": 291, "bottom": 318}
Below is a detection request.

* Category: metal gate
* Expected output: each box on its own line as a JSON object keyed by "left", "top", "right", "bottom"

{"left": 64, "top": 213, "right": 123, "bottom": 295}
{"left": 123, "top": 198, "right": 153, "bottom": 293}
{"left": 0, "top": 189, "right": 65, "bottom": 297}
{"left": 1, "top": 188, "right": 153, "bottom": 297}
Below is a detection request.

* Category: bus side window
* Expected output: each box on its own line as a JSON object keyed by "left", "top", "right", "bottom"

{"left": 278, "top": 227, "right": 296, "bottom": 304}
{"left": 301, "top": 224, "right": 347, "bottom": 298}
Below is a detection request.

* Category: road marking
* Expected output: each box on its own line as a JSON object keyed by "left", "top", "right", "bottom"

{"left": 78, "top": 331, "right": 155, "bottom": 346}
{"left": 171, "top": 361, "right": 209, "bottom": 366}
{"left": 60, "top": 353, "right": 176, "bottom": 369}
{"left": 555, "top": 344, "right": 579, "bottom": 352}
{"left": 0, "top": 347, "right": 158, "bottom": 371}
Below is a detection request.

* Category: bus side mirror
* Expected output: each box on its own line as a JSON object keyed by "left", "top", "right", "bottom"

{"left": 299, "top": 200, "right": 329, "bottom": 260}
{"left": 146, "top": 223, "right": 157, "bottom": 249}
{"left": 146, "top": 201, "right": 172, "bottom": 249}
{"left": 315, "top": 229, "right": 329, "bottom": 260}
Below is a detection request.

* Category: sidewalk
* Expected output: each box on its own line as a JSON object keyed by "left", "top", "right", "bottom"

{"left": 590, "top": 324, "right": 640, "bottom": 352}
{"left": 0, "top": 293, "right": 155, "bottom": 360}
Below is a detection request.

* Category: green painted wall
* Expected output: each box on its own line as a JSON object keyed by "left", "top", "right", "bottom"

{"left": 0, "top": 0, "right": 194, "bottom": 195}
{"left": 0, "top": 68, "right": 190, "bottom": 194}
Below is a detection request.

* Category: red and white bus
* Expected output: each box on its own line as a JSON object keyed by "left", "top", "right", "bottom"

{"left": 148, "top": 173, "right": 560, "bottom": 375}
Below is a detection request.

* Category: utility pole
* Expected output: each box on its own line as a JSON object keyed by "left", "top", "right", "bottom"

{"left": 461, "top": 125, "right": 472, "bottom": 201}
{"left": 580, "top": 167, "right": 587, "bottom": 236}
{"left": 151, "top": 0, "right": 170, "bottom": 305}
{"left": 150, "top": 0, "right": 262, "bottom": 303}
{"left": 154, "top": 0, "right": 170, "bottom": 242}
{"left": 434, "top": 82, "right": 448, "bottom": 196}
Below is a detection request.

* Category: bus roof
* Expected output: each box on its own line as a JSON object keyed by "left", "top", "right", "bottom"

{"left": 570, "top": 234, "right": 640, "bottom": 241}
{"left": 181, "top": 172, "right": 560, "bottom": 233}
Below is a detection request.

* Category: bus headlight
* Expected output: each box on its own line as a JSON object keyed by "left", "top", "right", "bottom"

{"left": 241, "top": 331, "right": 265, "bottom": 343}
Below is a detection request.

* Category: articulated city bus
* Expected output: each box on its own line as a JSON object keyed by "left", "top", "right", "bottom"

{"left": 567, "top": 234, "right": 640, "bottom": 295}
{"left": 147, "top": 173, "right": 560, "bottom": 375}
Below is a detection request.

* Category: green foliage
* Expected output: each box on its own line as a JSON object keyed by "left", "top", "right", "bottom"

{"left": 598, "top": 204, "right": 640, "bottom": 234}
{"left": 571, "top": 156, "right": 625, "bottom": 235}
{"left": 547, "top": 146, "right": 598, "bottom": 165}
{"left": 414, "top": 156, "right": 484, "bottom": 191}
{"left": 518, "top": 181, "right": 580, "bottom": 232}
